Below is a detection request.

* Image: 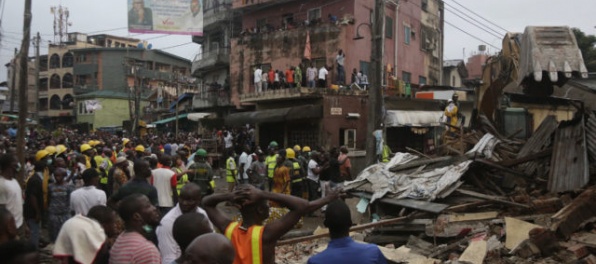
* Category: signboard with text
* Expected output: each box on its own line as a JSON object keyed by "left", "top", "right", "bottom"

{"left": 128, "top": 0, "right": 203, "bottom": 35}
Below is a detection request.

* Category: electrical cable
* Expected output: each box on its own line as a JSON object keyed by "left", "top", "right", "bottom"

{"left": 447, "top": 0, "right": 509, "bottom": 33}
{"left": 444, "top": 20, "right": 500, "bottom": 50}
{"left": 443, "top": 3, "right": 504, "bottom": 38}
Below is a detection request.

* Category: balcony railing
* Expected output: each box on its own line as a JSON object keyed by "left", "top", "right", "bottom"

{"left": 192, "top": 89, "right": 232, "bottom": 108}
{"left": 192, "top": 47, "right": 230, "bottom": 74}
{"left": 73, "top": 84, "right": 99, "bottom": 95}
{"left": 240, "top": 86, "right": 367, "bottom": 103}
{"left": 203, "top": 3, "right": 232, "bottom": 29}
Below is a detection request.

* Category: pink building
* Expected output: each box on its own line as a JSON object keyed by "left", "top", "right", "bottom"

{"left": 229, "top": 0, "right": 443, "bottom": 108}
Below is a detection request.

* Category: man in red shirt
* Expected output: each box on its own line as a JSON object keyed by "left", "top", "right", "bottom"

{"left": 285, "top": 67, "right": 294, "bottom": 88}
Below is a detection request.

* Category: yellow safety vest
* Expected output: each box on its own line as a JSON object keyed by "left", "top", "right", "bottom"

{"left": 291, "top": 160, "right": 302, "bottom": 183}
{"left": 99, "top": 158, "right": 112, "bottom": 184}
{"left": 265, "top": 154, "right": 278, "bottom": 179}
{"left": 226, "top": 157, "right": 237, "bottom": 182}
{"left": 174, "top": 167, "right": 189, "bottom": 195}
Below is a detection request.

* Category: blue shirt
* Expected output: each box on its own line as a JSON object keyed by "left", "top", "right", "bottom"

{"left": 307, "top": 237, "right": 387, "bottom": 264}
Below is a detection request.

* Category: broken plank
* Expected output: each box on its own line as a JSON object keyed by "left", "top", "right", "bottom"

{"left": 349, "top": 191, "right": 449, "bottom": 213}
{"left": 388, "top": 156, "right": 454, "bottom": 172}
{"left": 500, "top": 148, "right": 553, "bottom": 167}
{"left": 475, "top": 158, "right": 530, "bottom": 177}
{"left": 455, "top": 189, "right": 531, "bottom": 208}
{"left": 570, "top": 232, "right": 596, "bottom": 248}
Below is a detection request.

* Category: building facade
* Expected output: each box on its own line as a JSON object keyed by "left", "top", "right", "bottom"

{"left": 71, "top": 47, "right": 192, "bottom": 130}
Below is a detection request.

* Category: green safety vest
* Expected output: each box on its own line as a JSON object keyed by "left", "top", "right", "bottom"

{"left": 99, "top": 158, "right": 112, "bottom": 184}
{"left": 265, "top": 154, "right": 278, "bottom": 179}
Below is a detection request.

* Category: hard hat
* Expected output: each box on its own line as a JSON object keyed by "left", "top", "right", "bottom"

{"left": 56, "top": 144, "right": 67, "bottom": 156}
{"left": 302, "top": 146, "right": 311, "bottom": 152}
{"left": 45, "top": 146, "right": 57, "bottom": 155}
{"left": 293, "top": 145, "right": 301, "bottom": 152}
{"left": 88, "top": 140, "right": 98, "bottom": 147}
{"left": 268, "top": 141, "right": 278, "bottom": 148}
{"left": 285, "top": 148, "right": 295, "bottom": 159}
{"left": 135, "top": 145, "right": 145, "bottom": 152}
{"left": 122, "top": 138, "right": 130, "bottom": 145}
{"left": 35, "top": 150, "right": 50, "bottom": 161}
{"left": 196, "top": 148, "right": 208, "bottom": 157}
{"left": 80, "top": 144, "right": 92, "bottom": 153}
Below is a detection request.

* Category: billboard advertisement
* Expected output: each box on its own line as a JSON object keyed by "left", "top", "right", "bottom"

{"left": 128, "top": 0, "right": 203, "bottom": 35}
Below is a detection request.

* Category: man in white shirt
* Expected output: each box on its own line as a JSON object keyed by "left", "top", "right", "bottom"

{"left": 157, "top": 183, "right": 213, "bottom": 264}
{"left": 238, "top": 145, "right": 250, "bottom": 184}
{"left": 254, "top": 66, "right": 263, "bottom": 93}
{"left": 152, "top": 155, "right": 178, "bottom": 215}
{"left": 306, "top": 151, "right": 322, "bottom": 202}
{"left": 307, "top": 63, "right": 317, "bottom": 88}
{"left": 0, "top": 154, "right": 24, "bottom": 236}
{"left": 70, "top": 169, "right": 107, "bottom": 216}
{"left": 318, "top": 66, "right": 328, "bottom": 88}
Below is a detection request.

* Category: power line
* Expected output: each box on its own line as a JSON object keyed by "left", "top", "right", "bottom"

{"left": 443, "top": 2, "right": 504, "bottom": 38}
{"left": 447, "top": 0, "right": 509, "bottom": 33}
{"left": 86, "top": 27, "right": 128, "bottom": 34}
{"left": 445, "top": 20, "right": 500, "bottom": 50}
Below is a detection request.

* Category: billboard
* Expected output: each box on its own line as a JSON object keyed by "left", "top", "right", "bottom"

{"left": 128, "top": 0, "right": 203, "bottom": 35}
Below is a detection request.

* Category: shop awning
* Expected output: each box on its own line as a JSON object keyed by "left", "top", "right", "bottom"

{"left": 225, "top": 105, "right": 322, "bottom": 126}
{"left": 153, "top": 113, "right": 188, "bottom": 125}
{"left": 187, "top": 112, "right": 212, "bottom": 121}
{"left": 385, "top": 110, "right": 443, "bottom": 127}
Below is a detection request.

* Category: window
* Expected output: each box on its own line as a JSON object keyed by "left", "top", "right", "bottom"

{"left": 62, "top": 73, "right": 73, "bottom": 88}
{"left": 62, "top": 52, "right": 74, "bottom": 67}
{"left": 256, "top": 18, "right": 267, "bottom": 31}
{"left": 340, "top": 129, "right": 357, "bottom": 150}
{"left": 50, "top": 95, "right": 62, "bottom": 110}
{"left": 404, "top": 25, "right": 411, "bottom": 45}
{"left": 419, "top": 76, "right": 427, "bottom": 85}
{"left": 282, "top": 13, "right": 294, "bottom": 28}
{"left": 308, "top": 8, "right": 321, "bottom": 21}
{"left": 49, "top": 54, "right": 60, "bottom": 69}
{"left": 421, "top": 0, "right": 428, "bottom": 11}
{"left": 385, "top": 16, "right": 393, "bottom": 39}
{"left": 62, "top": 94, "right": 74, "bottom": 109}
{"left": 402, "top": 71, "right": 411, "bottom": 83}
{"left": 78, "top": 102, "right": 94, "bottom": 115}
{"left": 50, "top": 74, "right": 61, "bottom": 89}
{"left": 452, "top": 76, "right": 456, "bottom": 86}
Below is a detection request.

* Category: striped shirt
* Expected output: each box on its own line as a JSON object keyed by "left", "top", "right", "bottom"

{"left": 109, "top": 231, "right": 161, "bottom": 264}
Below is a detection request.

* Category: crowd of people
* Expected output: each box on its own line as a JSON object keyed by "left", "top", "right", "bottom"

{"left": 0, "top": 126, "right": 388, "bottom": 264}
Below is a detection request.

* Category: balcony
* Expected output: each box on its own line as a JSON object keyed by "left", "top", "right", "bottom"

{"left": 203, "top": 3, "right": 233, "bottom": 30}
{"left": 73, "top": 63, "right": 98, "bottom": 75}
{"left": 73, "top": 84, "right": 99, "bottom": 95}
{"left": 192, "top": 47, "right": 230, "bottom": 76}
{"left": 124, "top": 67, "right": 175, "bottom": 81}
{"left": 232, "top": 0, "right": 292, "bottom": 9}
{"left": 192, "top": 89, "right": 232, "bottom": 108}
{"left": 239, "top": 87, "right": 367, "bottom": 104}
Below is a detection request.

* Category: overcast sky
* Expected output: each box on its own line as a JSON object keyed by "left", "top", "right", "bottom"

{"left": 1, "top": 0, "right": 595, "bottom": 81}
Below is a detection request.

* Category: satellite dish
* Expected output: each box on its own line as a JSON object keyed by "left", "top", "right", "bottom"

{"left": 137, "top": 43, "right": 144, "bottom": 49}
{"left": 147, "top": 43, "right": 153, "bottom": 49}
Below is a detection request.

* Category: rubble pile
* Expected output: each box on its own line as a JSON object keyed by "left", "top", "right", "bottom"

{"left": 277, "top": 113, "right": 596, "bottom": 263}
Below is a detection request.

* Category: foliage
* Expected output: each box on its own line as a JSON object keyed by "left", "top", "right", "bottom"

{"left": 572, "top": 28, "right": 596, "bottom": 72}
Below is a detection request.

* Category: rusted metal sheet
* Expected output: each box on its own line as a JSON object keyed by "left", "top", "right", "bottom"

{"left": 547, "top": 115, "right": 589, "bottom": 193}
{"left": 586, "top": 112, "right": 596, "bottom": 163}
{"left": 516, "top": 115, "right": 558, "bottom": 176}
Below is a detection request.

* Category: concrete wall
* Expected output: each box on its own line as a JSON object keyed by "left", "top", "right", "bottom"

{"left": 321, "top": 95, "right": 368, "bottom": 150}
{"left": 396, "top": 0, "right": 427, "bottom": 84}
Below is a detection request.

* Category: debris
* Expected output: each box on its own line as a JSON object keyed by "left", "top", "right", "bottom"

{"left": 505, "top": 217, "right": 543, "bottom": 250}
{"left": 550, "top": 186, "right": 596, "bottom": 238}
{"left": 459, "top": 239, "right": 487, "bottom": 264}
{"left": 455, "top": 189, "right": 531, "bottom": 208}
{"left": 548, "top": 115, "right": 590, "bottom": 192}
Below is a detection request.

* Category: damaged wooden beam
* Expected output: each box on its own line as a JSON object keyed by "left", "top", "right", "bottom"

{"left": 455, "top": 189, "right": 531, "bottom": 208}
{"left": 550, "top": 186, "right": 596, "bottom": 238}
{"left": 475, "top": 158, "right": 530, "bottom": 178}
{"left": 500, "top": 148, "right": 553, "bottom": 167}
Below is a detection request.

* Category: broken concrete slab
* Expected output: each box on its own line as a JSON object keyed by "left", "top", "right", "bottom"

{"left": 459, "top": 239, "right": 488, "bottom": 264}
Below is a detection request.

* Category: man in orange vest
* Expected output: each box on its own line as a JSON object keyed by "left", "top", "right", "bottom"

{"left": 203, "top": 185, "right": 338, "bottom": 264}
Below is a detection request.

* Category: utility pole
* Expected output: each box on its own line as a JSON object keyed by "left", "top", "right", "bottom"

{"left": 175, "top": 73, "right": 180, "bottom": 136}
{"left": 34, "top": 32, "right": 40, "bottom": 123}
{"left": 366, "top": 0, "right": 386, "bottom": 166}
{"left": 9, "top": 48, "right": 17, "bottom": 113}
{"left": 16, "top": 0, "right": 32, "bottom": 184}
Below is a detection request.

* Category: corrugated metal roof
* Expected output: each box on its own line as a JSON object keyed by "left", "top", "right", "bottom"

{"left": 385, "top": 110, "right": 443, "bottom": 127}
{"left": 548, "top": 115, "right": 589, "bottom": 192}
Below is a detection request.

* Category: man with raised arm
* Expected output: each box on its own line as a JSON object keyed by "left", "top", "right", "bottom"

{"left": 203, "top": 185, "right": 338, "bottom": 264}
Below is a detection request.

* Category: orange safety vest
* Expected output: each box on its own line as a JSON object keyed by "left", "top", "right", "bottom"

{"left": 225, "top": 222, "right": 264, "bottom": 264}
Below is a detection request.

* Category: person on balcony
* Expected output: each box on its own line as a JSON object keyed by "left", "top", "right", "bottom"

{"left": 336, "top": 50, "right": 346, "bottom": 85}
{"left": 268, "top": 68, "right": 275, "bottom": 91}
{"left": 307, "top": 63, "right": 317, "bottom": 88}
{"left": 318, "top": 66, "right": 329, "bottom": 88}
{"left": 285, "top": 67, "right": 295, "bottom": 89}
{"left": 254, "top": 66, "right": 263, "bottom": 93}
